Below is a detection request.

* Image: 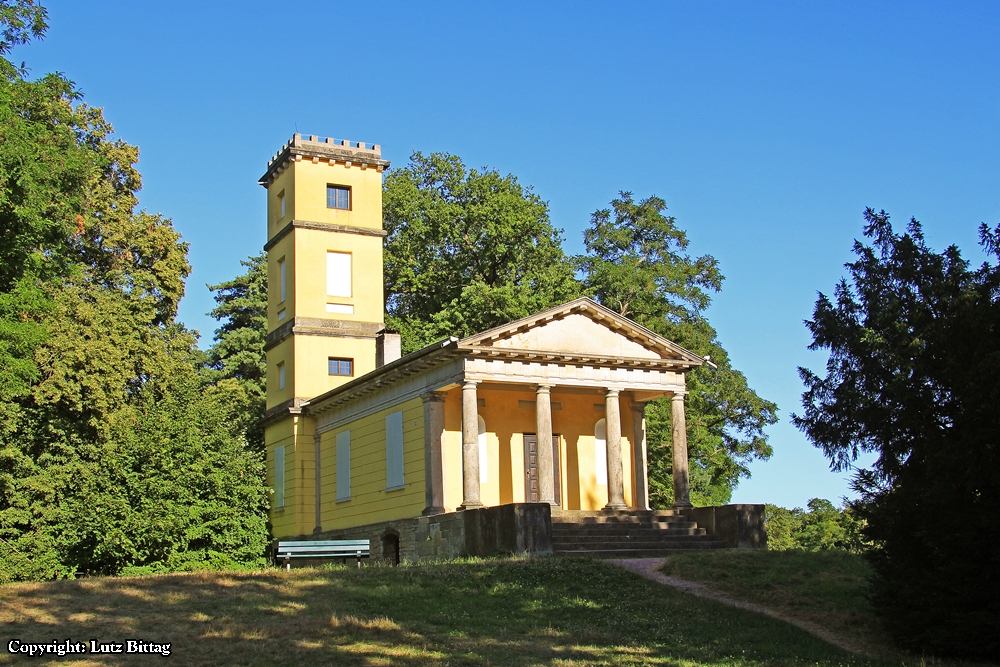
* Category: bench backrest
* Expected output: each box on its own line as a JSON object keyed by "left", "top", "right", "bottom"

{"left": 277, "top": 539, "right": 370, "bottom": 558}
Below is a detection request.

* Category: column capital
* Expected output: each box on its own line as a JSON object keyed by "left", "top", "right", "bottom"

{"left": 422, "top": 391, "right": 447, "bottom": 404}
{"left": 604, "top": 387, "right": 620, "bottom": 398}
{"left": 535, "top": 383, "right": 554, "bottom": 394}
{"left": 670, "top": 390, "right": 687, "bottom": 401}
{"left": 630, "top": 401, "right": 649, "bottom": 413}
{"left": 462, "top": 379, "right": 481, "bottom": 389}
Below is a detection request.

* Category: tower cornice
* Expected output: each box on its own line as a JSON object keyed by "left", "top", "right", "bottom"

{"left": 258, "top": 133, "right": 391, "bottom": 186}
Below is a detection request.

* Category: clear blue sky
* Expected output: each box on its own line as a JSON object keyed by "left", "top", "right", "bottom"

{"left": 17, "top": 1, "right": 999, "bottom": 509}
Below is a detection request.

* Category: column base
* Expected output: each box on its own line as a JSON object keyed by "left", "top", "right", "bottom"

{"left": 458, "top": 502, "right": 484, "bottom": 511}
{"left": 603, "top": 502, "right": 629, "bottom": 511}
{"left": 422, "top": 506, "right": 445, "bottom": 516}
{"left": 672, "top": 502, "right": 693, "bottom": 509}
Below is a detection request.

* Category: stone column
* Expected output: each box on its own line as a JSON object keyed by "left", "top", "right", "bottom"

{"left": 630, "top": 401, "right": 650, "bottom": 511}
{"left": 535, "top": 384, "right": 557, "bottom": 506}
{"left": 671, "top": 391, "right": 693, "bottom": 508}
{"left": 422, "top": 391, "right": 447, "bottom": 515}
{"left": 459, "top": 380, "right": 483, "bottom": 510}
{"left": 314, "top": 431, "right": 323, "bottom": 533}
{"left": 603, "top": 388, "right": 628, "bottom": 510}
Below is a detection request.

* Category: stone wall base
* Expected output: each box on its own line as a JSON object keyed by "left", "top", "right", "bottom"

{"left": 682, "top": 504, "right": 767, "bottom": 549}
{"left": 277, "top": 503, "right": 553, "bottom": 565}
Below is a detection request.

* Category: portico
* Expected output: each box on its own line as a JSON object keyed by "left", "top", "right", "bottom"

{"left": 415, "top": 298, "right": 702, "bottom": 515}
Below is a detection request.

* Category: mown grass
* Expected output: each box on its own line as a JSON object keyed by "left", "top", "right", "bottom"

{"left": 660, "top": 550, "right": 987, "bottom": 666}
{"left": 1, "top": 556, "right": 894, "bottom": 667}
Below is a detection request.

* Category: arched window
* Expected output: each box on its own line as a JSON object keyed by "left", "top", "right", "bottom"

{"left": 478, "top": 415, "right": 488, "bottom": 483}
{"left": 594, "top": 419, "right": 608, "bottom": 485}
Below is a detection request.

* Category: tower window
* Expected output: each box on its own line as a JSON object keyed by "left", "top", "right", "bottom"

{"left": 327, "top": 185, "right": 350, "bottom": 210}
{"left": 278, "top": 258, "right": 286, "bottom": 302}
{"left": 274, "top": 445, "right": 286, "bottom": 509}
{"left": 278, "top": 190, "right": 286, "bottom": 219}
{"left": 278, "top": 362, "right": 286, "bottom": 389}
{"left": 329, "top": 357, "right": 353, "bottom": 376}
{"left": 326, "top": 251, "right": 352, "bottom": 297}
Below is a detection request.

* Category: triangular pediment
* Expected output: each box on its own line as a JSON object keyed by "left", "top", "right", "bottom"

{"left": 459, "top": 297, "right": 704, "bottom": 366}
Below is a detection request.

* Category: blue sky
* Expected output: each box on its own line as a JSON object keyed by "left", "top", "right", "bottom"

{"left": 16, "top": 1, "right": 999, "bottom": 508}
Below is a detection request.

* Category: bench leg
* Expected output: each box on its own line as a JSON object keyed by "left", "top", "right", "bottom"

{"left": 285, "top": 558, "right": 290, "bottom": 572}
{"left": 357, "top": 551, "right": 361, "bottom": 569}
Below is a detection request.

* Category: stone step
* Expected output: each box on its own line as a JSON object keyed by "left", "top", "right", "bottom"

{"left": 552, "top": 535, "right": 714, "bottom": 548}
{"left": 551, "top": 510, "right": 684, "bottom": 518}
{"left": 552, "top": 523, "right": 701, "bottom": 533}
{"left": 552, "top": 528, "right": 707, "bottom": 539}
{"left": 553, "top": 543, "right": 728, "bottom": 558}
{"left": 552, "top": 516, "right": 693, "bottom": 526}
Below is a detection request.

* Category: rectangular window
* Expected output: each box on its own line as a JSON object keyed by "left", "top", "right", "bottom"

{"left": 278, "top": 258, "right": 286, "bottom": 302}
{"left": 274, "top": 445, "right": 285, "bottom": 509}
{"left": 327, "top": 185, "right": 350, "bottom": 210}
{"left": 278, "top": 190, "right": 286, "bottom": 219}
{"left": 385, "top": 411, "right": 404, "bottom": 490}
{"left": 336, "top": 431, "right": 351, "bottom": 501}
{"left": 326, "top": 251, "right": 352, "bottom": 297}
{"left": 278, "top": 362, "right": 285, "bottom": 389}
{"left": 277, "top": 308, "right": 286, "bottom": 321}
{"left": 328, "top": 357, "right": 353, "bottom": 376}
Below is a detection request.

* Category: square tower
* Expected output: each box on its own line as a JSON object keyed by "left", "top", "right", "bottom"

{"left": 259, "top": 134, "right": 390, "bottom": 537}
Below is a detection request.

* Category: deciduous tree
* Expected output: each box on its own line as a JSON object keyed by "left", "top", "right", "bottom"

{"left": 577, "top": 193, "right": 777, "bottom": 506}
{"left": 383, "top": 151, "right": 581, "bottom": 352}
{"left": 0, "top": 6, "right": 269, "bottom": 580}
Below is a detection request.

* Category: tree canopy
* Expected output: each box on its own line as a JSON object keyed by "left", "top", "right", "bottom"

{"left": 203, "top": 254, "right": 267, "bottom": 451}
{"left": 794, "top": 208, "right": 1000, "bottom": 661}
{"left": 383, "top": 151, "right": 581, "bottom": 352}
{"left": 0, "top": 8, "right": 269, "bottom": 581}
{"left": 577, "top": 193, "right": 777, "bottom": 506}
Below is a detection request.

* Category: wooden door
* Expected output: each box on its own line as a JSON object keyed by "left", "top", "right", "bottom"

{"left": 523, "top": 434, "right": 561, "bottom": 504}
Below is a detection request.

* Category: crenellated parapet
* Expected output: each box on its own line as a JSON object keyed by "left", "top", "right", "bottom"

{"left": 258, "top": 133, "right": 391, "bottom": 186}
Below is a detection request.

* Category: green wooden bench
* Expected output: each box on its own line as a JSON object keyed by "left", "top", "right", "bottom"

{"left": 276, "top": 539, "right": 370, "bottom": 570}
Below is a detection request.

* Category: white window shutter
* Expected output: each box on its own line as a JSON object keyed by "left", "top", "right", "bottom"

{"left": 385, "top": 411, "right": 404, "bottom": 489}
{"left": 274, "top": 445, "right": 285, "bottom": 509}
{"left": 336, "top": 431, "right": 351, "bottom": 500}
{"left": 594, "top": 419, "right": 607, "bottom": 485}
{"left": 478, "top": 415, "right": 487, "bottom": 483}
{"left": 326, "top": 252, "right": 352, "bottom": 297}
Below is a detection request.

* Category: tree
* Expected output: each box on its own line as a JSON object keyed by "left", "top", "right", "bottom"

{"left": 383, "top": 151, "right": 581, "bottom": 352}
{"left": 764, "top": 499, "right": 865, "bottom": 552}
{"left": 0, "top": 6, "right": 269, "bottom": 580}
{"left": 204, "top": 254, "right": 267, "bottom": 451}
{"left": 793, "top": 208, "right": 1000, "bottom": 660}
{"left": 577, "top": 193, "right": 777, "bottom": 506}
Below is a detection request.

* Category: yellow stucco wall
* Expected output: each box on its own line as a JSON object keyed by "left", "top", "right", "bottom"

{"left": 265, "top": 415, "right": 317, "bottom": 539}
{"left": 293, "top": 335, "right": 376, "bottom": 402}
{"left": 265, "top": 338, "right": 294, "bottom": 410}
{"left": 291, "top": 226, "right": 384, "bottom": 323}
{"left": 292, "top": 159, "right": 385, "bottom": 231}
{"left": 318, "top": 397, "right": 426, "bottom": 530}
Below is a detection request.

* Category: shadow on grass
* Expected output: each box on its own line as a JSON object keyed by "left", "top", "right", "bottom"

{"left": 1, "top": 557, "right": 887, "bottom": 666}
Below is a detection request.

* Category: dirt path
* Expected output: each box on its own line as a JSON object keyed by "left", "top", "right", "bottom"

{"left": 609, "top": 557, "right": 865, "bottom": 656}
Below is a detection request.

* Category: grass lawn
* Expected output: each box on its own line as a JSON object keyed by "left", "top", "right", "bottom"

{"left": 660, "top": 550, "right": 984, "bottom": 666}
{"left": 0, "top": 556, "right": 888, "bottom": 667}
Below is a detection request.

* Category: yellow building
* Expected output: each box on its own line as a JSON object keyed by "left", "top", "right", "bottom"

{"left": 260, "top": 134, "right": 764, "bottom": 562}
